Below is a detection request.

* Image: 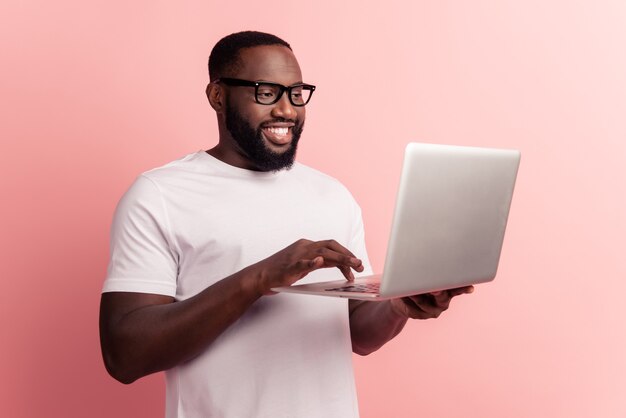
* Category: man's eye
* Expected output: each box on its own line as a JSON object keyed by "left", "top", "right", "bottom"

{"left": 258, "top": 89, "right": 276, "bottom": 98}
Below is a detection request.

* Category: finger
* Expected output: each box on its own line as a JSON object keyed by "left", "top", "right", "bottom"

{"left": 308, "top": 256, "right": 325, "bottom": 269}
{"left": 395, "top": 297, "right": 439, "bottom": 319}
{"left": 428, "top": 291, "right": 452, "bottom": 308}
{"left": 429, "top": 286, "right": 473, "bottom": 301}
{"left": 423, "top": 293, "right": 450, "bottom": 311}
{"left": 293, "top": 256, "right": 324, "bottom": 275}
{"left": 295, "top": 253, "right": 356, "bottom": 285}
{"left": 310, "top": 254, "right": 357, "bottom": 281}
{"left": 338, "top": 265, "right": 355, "bottom": 282}
{"left": 406, "top": 294, "right": 446, "bottom": 316}
{"left": 316, "top": 240, "right": 364, "bottom": 272}
{"left": 294, "top": 255, "right": 356, "bottom": 283}
{"left": 447, "top": 286, "right": 474, "bottom": 297}
{"left": 317, "top": 239, "right": 356, "bottom": 258}
{"left": 313, "top": 246, "right": 363, "bottom": 271}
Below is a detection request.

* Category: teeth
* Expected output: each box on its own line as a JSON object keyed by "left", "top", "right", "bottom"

{"left": 266, "top": 127, "right": 289, "bottom": 136}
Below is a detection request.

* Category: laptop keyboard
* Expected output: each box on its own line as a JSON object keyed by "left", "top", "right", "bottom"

{"left": 325, "top": 283, "right": 380, "bottom": 293}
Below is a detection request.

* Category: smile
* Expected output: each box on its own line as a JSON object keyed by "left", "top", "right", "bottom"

{"left": 261, "top": 125, "right": 293, "bottom": 146}
{"left": 266, "top": 127, "right": 289, "bottom": 136}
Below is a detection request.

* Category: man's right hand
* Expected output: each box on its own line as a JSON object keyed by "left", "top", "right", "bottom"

{"left": 249, "top": 239, "right": 364, "bottom": 296}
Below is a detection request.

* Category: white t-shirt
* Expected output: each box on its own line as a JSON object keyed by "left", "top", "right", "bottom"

{"left": 103, "top": 151, "right": 372, "bottom": 418}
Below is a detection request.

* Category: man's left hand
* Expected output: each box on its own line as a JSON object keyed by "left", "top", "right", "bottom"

{"left": 389, "top": 286, "right": 474, "bottom": 320}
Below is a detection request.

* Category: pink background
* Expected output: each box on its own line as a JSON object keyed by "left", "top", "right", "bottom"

{"left": 2, "top": 1, "right": 625, "bottom": 417}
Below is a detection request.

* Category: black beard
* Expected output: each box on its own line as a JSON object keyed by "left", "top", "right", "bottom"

{"left": 225, "top": 103, "right": 304, "bottom": 172}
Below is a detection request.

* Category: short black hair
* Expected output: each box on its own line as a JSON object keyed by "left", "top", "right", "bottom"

{"left": 208, "top": 31, "right": 292, "bottom": 81}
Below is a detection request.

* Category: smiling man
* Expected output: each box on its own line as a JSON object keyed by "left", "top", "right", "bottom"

{"left": 99, "top": 31, "right": 472, "bottom": 418}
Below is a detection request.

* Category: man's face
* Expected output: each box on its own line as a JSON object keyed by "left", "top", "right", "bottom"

{"left": 220, "top": 45, "right": 307, "bottom": 172}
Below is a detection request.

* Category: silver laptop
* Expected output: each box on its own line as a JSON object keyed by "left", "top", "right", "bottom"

{"left": 272, "top": 142, "right": 521, "bottom": 300}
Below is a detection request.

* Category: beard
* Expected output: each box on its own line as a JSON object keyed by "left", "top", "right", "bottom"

{"left": 225, "top": 103, "right": 304, "bottom": 172}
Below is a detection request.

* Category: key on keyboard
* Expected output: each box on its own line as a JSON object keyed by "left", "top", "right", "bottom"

{"left": 325, "top": 283, "right": 380, "bottom": 293}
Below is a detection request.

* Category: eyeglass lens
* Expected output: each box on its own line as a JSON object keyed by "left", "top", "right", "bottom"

{"left": 256, "top": 84, "right": 313, "bottom": 106}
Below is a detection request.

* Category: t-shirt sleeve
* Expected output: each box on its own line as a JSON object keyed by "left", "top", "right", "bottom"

{"left": 102, "top": 174, "right": 178, "bottom": 296}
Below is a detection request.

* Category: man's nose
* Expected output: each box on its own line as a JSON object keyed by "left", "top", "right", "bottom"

{"left": 270, "top": 93, "right": 297, "bottom": 120}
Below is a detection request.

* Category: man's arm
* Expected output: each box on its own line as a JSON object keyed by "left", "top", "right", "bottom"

{"left": 349, "top": 286, "right": 474, "bottom": 356}
{"left": 99, "top": 239, "right": 363, "bottom": 384}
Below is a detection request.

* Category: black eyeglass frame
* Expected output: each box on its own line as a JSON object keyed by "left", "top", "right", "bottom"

{"left": 214, "top": 77, "right": 316, "bottom": 107}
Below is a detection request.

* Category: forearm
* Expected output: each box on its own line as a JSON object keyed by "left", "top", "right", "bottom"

{"left": 349, "top": 300, "right": 408, "bottom": 356}
{"left": 100, "top": 266, "right": 262, "bottom": 384}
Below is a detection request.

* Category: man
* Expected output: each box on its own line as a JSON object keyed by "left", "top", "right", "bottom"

{"left": 100, "top": 31, "right": 472, "bottom": 418}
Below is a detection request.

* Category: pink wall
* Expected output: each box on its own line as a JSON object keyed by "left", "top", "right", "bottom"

{"left": 2, "top": 1, "right": 625, "bottom": 417}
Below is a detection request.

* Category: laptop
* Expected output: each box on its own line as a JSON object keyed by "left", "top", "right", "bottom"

{"left": 272, "top": 142, "right": 521, "bottom": 300}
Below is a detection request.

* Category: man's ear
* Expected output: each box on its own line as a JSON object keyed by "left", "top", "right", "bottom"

{"left": 206, "top": 83, "right": 224, "bottom": 112}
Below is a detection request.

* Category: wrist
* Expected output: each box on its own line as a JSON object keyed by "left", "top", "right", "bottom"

{"left": 240, "top": 263, "right": 272, "bottom": 297}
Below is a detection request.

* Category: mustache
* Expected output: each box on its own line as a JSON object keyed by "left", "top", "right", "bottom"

{"left": 261, "top": 117, "right": 300, "bottom": 125}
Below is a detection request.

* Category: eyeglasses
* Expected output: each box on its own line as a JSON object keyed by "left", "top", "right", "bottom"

{"left": 214, "top": 77, "right": 316, "bottom": 107}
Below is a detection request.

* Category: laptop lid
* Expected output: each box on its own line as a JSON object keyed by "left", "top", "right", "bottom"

{"left": 379, "top": 142, "right": 520, "bottom": 297}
